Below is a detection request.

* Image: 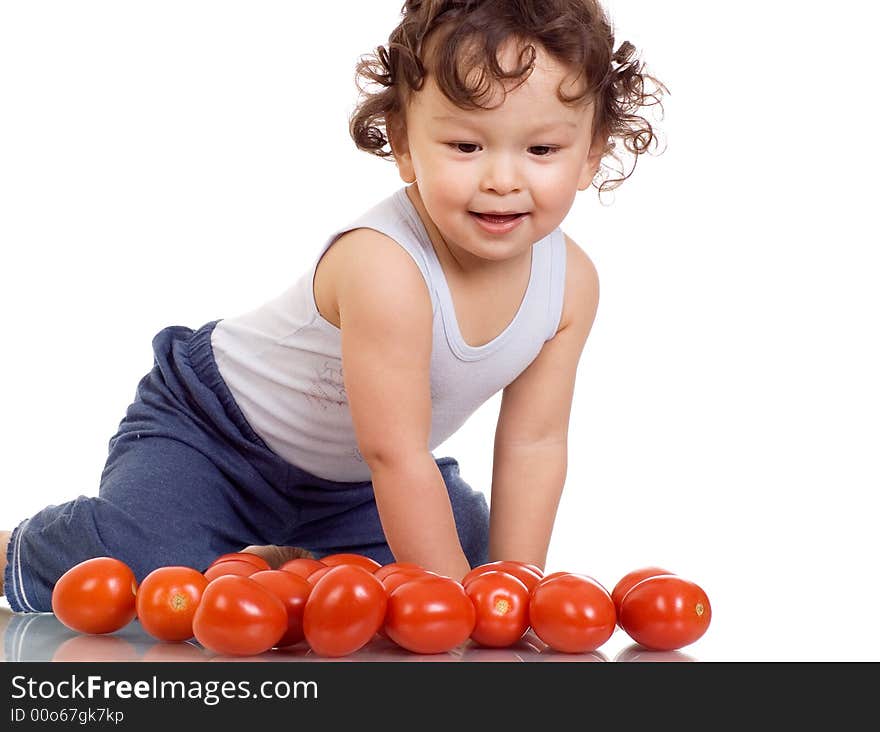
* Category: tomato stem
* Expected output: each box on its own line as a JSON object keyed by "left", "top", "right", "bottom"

{"left": 494, "top": 598, "right": 511, "bottom": 615}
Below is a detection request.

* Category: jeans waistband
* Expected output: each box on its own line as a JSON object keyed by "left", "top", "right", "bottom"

{"left": 187, "top": 319, "right": 271, "bottom": 451}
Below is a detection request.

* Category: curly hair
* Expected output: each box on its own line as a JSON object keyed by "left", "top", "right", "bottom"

{"left": 350, "top": 0, "right": 668, "bottom": 198}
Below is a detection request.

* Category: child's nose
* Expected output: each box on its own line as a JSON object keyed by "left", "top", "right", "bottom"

{"left": 479, "top": 153, "right": 522, "bottom": 195}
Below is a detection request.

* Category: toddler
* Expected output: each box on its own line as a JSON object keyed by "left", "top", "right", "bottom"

{"left": 1, "top": 0, "right": 667, "bottom": 613}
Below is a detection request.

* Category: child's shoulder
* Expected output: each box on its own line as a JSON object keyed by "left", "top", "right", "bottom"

{"left": 560, "top": 231, "right": 599, "bottom": 288}
{"left": 321, "top": 226, "right": 427, "bottom": 285}
{"left": 314, "top": 227, "right": 430, "bottom": 330}
{"left": 558, "top": 230, "right": 600, "bottom": 333}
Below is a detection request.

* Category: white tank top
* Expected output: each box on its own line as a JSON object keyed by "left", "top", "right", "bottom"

{"left": 211, "top": 187, "right": 567, "bottom": 482}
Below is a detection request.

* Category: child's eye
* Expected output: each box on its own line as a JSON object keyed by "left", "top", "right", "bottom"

{"left": 447, "top": 143, "right": 560, "bottom": 156}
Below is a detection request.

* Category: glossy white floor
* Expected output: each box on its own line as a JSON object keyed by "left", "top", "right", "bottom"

{"left": 0, "top": 598, "right": 698, "bottom": 663}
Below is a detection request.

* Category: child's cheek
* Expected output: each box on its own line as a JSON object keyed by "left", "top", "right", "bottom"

{"left": 432, "top": 171, "right": 470, "bottom": 211}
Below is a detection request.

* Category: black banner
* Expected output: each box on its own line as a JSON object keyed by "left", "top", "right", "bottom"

{"left": 1, "top": 661, "right": 876, "bottom": 727}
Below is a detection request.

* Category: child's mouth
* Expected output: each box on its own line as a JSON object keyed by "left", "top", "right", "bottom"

{"left": 471, "top": 212, "right": 525, "bottom": 223}
{"left": 469, "top": 211, "right": 527, "bottom": 234}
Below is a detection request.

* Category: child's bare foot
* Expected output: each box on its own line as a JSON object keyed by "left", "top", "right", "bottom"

{"left": 240, "top": 545, "right": 315, "bottom": 568}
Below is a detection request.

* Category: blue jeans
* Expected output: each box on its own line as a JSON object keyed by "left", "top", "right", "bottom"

{"left": 4, "top": 321, "right": 489, "bottom": 613}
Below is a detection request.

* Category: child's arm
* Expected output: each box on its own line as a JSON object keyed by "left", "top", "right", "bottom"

{"left": 333, "top": 229, "right": 472, "bottom": 582}
{"left": 489, "top": 235, "right": 600, "bottom": 569}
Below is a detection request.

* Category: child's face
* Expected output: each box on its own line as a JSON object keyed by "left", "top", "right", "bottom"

{"left": 392, "top": 41, "right": 602, "bottom": 263}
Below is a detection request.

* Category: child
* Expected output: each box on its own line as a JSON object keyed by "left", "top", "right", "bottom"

{"left": 1, "top": 0, "right": 666, "bottom": 613}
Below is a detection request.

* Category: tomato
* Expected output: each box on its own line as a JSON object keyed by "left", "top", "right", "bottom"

{"left": 374, "top": 568, "right": 435, "bottom": 639}
{"left": 279, "top": 557, "right": 327, "bottom": 579}
{"left": 373, "top": 562, "right": 423, "bottom": 583}
{"left": 385, "top": 575, "right": 476, "bottom": 654}
{"left": 135, "top": 566, "right": 208, "bottom": 642}
{"left": 610, "top": 566, "right": 674, "bottom": 619}
{"left": 528, "top": 573, "right": 616, "bottom": 653}
{"left": 381, "top": 568, "right": 434, "bottom": 594}
{"left": 51, "top": 557, "right": 138, "bottom": 635}
{"left": 463, "top": 561, "right": 542, "bottom": 594}
{"left": 250, "top": 569, "right": 312, "bottom": 647}
{"left": 302, "top": 565, "right": 387, "bottom": 657}
{"left": 464, "top": 570, "right": 530, "bottom": 648}
{"left": 319, "top": 553, "right": 382, "bottom": 573}
{"left": 541, "top": 571, "right": 571, "bottom": 583}
{"left": 306, "top": 565, "right": 334, "bottom": 585}
{"left": 207, "top": 552, "right": 271, "bottom": 572}
{"left": 618, "top": 574, "right": 711, "bottom": 651}
{"left": 516, "top": 562, "right": 544, "bottom": 577}
{"left": 192, "top": 575, "right": 287, "bottom": 656}
{"left": 203, "top": 559, "right": 260, "bottom": 582}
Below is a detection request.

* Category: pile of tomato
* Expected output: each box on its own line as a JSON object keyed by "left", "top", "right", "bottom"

{"left": 49, "top": 553, "right": 711, "bottom": 657}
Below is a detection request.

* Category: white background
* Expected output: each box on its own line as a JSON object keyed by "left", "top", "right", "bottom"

{"left": 1, "top": 1, "right": 877, "bottom": 661}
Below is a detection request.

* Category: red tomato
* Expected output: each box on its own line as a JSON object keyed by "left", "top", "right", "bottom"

{"left": 302, "top": 565, "right": 387, "bottom": 657}
{"left": 135, "top": 566, "right": 208, "bottom": 642}
{"left": 463, "top": 561, "right": 542, "bottom": 594}
{"left": 207, "top": 552, "right": 271, "bottom": 572}
{"left": 381, "top": 568, "right": 434, "bottom": 594}
{"left": 541, "top": 571, "right": 571, "bottom": 583}
{"left": 528, "top": 573, "right": 616, "bottom": 653}
{"left": 279, "top": 557, "right": 326, "bottom": 579}
{"left": 306, "top": 566, "right": 334, "bottom": 585}
{"left": 618, "top": 574, "right": 711, "bottom": 651}
{"left": 250, "top": 569, "right": 312, "bottom": 647}
{"left": 373, "top": 562, "right": 423, "bottom": 583}
{"left": 319, "top": 553, "right": 382, "bottom": 573}
{"left": 465, "top": 571, "right": 530, "bottom": 648}
{"left": 374, "top": 568, "right": 434, "bottom": 639}
{"left": 517, "top": 562, "right": 544, "bottom": 577}
{"left": 203, "top": 559, "right": 260, "bottom": 582}
{"left": 385, "top": 575, "right": 476, "bottom": 654}
{"left": 191, "top": 575, "right": 287, "bottom": 656}
{"left": 374, "top": 568, "right": 435, "bottom": 639}
{"left": 610, "top": 566, "right": 674, "bottom": 619}
{"left": 51, "top": 557, "right": 138, "bottom": 635}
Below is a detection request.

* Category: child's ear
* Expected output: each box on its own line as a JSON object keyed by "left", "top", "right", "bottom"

{"left": 577, "top": 138, "right": 605, "bottom": 192}
{"left": 388, "top": 113, "right": 416, "bottom": 184}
